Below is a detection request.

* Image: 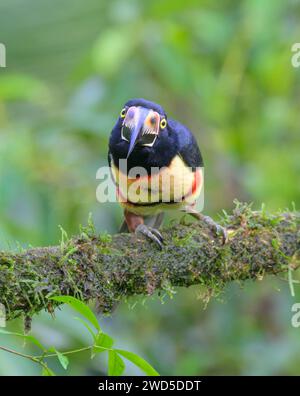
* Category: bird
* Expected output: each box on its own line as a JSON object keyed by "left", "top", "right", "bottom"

{"left": 108, "top": 98, "right": 227, "bottom": 249}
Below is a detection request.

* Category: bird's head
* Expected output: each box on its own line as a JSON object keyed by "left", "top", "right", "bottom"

{"left": 118, "top": 98, "right": 168, "bottom": 158}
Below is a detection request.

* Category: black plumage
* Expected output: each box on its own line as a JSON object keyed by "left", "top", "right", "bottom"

{"left": 106, "top": 98, "right": 227, "bottom": 249}
{"left": 108, "top": 98, "right": 203, "bottom": 175}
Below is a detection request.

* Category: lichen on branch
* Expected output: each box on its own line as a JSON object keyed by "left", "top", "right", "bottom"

{"left": 0, "top": 203, "right": 299, "bottom": 321}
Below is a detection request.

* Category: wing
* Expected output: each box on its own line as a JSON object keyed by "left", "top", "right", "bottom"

{"left": 168, "top": 118, "right": 203, "bottom": 170}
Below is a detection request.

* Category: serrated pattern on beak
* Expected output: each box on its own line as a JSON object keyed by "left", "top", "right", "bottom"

{"left": 122, "top": 107, "right": 161, "bottom": 156}
{"left": 142, "top": 126, "right": 158, "bottom": 135}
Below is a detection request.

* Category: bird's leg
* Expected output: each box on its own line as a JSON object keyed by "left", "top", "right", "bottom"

{"left": 124, "top": 210, "right": 164, "bottom": 249}
{"left": 182, "top": 205, "right": 228, "bottom": 244}
{"left": 145, "top": 212, "right": 165, "bottom": 229}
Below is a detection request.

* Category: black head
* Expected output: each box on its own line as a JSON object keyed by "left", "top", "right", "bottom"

{"left": 118, "top": 98, "right": 168, "bottom": 158}
{"left": 124, "top": 98, "right": 167, "bottom": 118}
{"left": 108, "top": 98, "right": 202, "bottom": 173}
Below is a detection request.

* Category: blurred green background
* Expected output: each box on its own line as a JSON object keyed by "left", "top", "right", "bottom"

{"left": 1, "top": 0, "right": 300, "bottom": 375}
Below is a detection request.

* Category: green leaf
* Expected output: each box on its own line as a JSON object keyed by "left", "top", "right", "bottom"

{"left": 74, "top": 317, "right": 96, "bottom": 341}
{"left": 44, "top": 347, "right": 69, "bottom": 370}
{"left": 54, "top": 349, "right": 69, "bottom": 370}
{"left": 288, "top": 267, "right": 296, "bottom": 298}
{"left": 50, "top": 296, "right": 100, "bottom": 332}
{"left": 0, "top": 329, "right": 45, "bottom": 350}
{"left": 42, "top": 365, "right": 55, "bottom": 376}
{"left": 92, "top": 332, "right": 114, "bottom": 356}
{"left": 93, "top": 346, "right": 107, "bottom": 354}
{"left": 108, "top": 350, "right": 125, "bottom": 376}
{"left": 46, "top": 347, "right": 68, "bottom": 369}
{"left": 95, "top": 332, "right": 114, "bottom": 349}
{"left": 116, "top": 349, "right": 159, "bottom": 376}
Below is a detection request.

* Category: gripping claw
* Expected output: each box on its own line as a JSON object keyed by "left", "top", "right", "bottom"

{"left": 201, "top": 215, "right": 228, "bottom": 244}
{"left": 183, "top": 207, "right": 228, "bottom": 244}
{"left": 135, "top": 224, "right": 164, "bottom": 250}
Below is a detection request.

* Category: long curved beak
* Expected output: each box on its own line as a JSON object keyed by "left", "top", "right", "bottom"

{"left": 126, "top": 107, "right": 149, "bottom": 158}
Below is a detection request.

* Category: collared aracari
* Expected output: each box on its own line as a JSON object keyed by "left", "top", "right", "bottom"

{"left": 108, "top": 98, "right": 227, "bottom": 249}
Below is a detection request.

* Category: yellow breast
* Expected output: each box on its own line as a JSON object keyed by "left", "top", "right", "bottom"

{"left": 111, "top": 155, "right": 203, "bottom": 213}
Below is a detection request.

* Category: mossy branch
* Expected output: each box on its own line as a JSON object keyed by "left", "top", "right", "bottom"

{"left": 0, "top": 203, "right": 299, "bottom": 321}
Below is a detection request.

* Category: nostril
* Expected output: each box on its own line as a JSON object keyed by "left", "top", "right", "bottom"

{"left": 150, "top": 116, "right": 156, "bottom": 125}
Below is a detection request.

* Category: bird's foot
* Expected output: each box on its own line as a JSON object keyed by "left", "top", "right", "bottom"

{"left": 200, "top": 215, "right": 228, "bottom": 244}
{"left": 135, "top": 224, "right": 164, "bottom": 250}
{"left": 183, "top": 207, "right": 228, "bottom": 244}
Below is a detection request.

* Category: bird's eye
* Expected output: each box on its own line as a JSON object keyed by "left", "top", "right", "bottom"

{"left": 160, "top": 118, "right": 167, "bottom": 129}
{"left": 120, "top": 108, "right": 127, "bottom": 118}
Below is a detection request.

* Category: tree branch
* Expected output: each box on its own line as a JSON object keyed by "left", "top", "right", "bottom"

{"left": 0, "top": 203, "right": 299, "bottom": 321}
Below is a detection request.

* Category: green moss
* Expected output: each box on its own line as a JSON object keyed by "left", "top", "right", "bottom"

{"left": 0, "top": 202, "right": 299, "bottom": 321}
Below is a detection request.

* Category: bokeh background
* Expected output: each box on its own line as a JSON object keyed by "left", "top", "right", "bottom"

{"left": 1, "top": 0, "right": 300, "bottom": 375}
